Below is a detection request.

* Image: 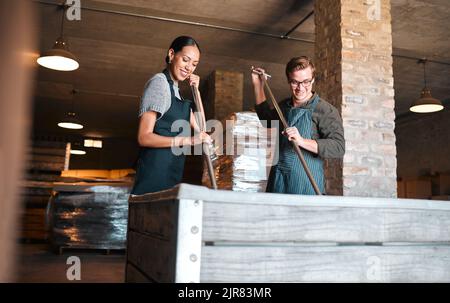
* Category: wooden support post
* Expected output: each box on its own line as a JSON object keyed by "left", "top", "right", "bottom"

{"left": 175, "top": 199, "right": 203, "bottom": 283}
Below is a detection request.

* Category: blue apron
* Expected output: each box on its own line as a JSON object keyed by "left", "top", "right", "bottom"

{"left": 131, "top": 69, "right": 192, "bottom": 195}
{"left": 266, "top": 95, "right": 325, "bottom": 195}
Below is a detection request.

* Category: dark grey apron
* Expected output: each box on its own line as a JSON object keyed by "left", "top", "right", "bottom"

{"left": 266, "top": 95, "right": 325, "bottom": 195}
{"left": 132, "top": 69, "right": 192, "bottom": 195}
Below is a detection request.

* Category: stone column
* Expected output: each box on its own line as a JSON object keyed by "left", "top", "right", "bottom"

{"left": 185, "top": 70, "right": 244, "bottom": 186}
{"left": 201, "top": 70, "right": 244, "bottom": 122}
{"left": 315, "top": 0, "right": 397, "bottom": 197}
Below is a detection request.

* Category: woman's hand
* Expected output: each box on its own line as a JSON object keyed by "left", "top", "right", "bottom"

{"left": 189, "top": 74, "right": 200, "bottom": 89}
{"left": 192, "top": 131, "right": 212, "bottom": 145}
{"left": 284, "top": 127, "right": 303, "bottom": 145}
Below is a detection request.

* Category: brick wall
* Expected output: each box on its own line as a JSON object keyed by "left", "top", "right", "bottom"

{"left": 202, "top": 70, "right": 244, "bottom": 122}
{"left": 315, "top": 0, "right": 397, "bottom": 197}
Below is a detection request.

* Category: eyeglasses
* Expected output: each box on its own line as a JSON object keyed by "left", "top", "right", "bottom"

{"left": 289, "top": 78, "right": 314, "bottom": 88}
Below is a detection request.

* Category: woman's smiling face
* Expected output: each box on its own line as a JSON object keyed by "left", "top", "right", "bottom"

{"left": 168, "top": 45, "right": 200, "bottom": 82}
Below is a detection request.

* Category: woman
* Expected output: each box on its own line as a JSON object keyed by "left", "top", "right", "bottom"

{"left": 132, "top": 36, "right": 210, "bottom": 195}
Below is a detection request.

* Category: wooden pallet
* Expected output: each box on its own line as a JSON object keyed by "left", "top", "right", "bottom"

{"left": 53, "top": 246, "right": 126, "bottom": 255}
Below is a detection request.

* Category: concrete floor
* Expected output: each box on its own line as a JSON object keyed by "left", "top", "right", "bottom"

{"left": 15, "top": 243, "right": 126, "bottom": 283}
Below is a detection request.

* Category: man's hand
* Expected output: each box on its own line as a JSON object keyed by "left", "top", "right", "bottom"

{"left": 284, "top": 127, "right": 303, "bottom": 145}
{"left": 251, "top": 67, "right": 268, "bottom": 105}
{"left": 251, "top": 67, "right": 267, "bottom": 86}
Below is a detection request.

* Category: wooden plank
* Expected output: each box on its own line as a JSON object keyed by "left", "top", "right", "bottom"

{"left": 171, "top": 184, "right": 450, "bottom": 211}
{"left": 21, "top": 206, "right": 48, "bottom": 241}
{"left": 30, "top": 154, "right": 66, "bottom": 164}
{"left": 125, "top": 263, "right": 153, "bottom": 283}
{"left": 127, "top": 197, "right": 185, "bottom": 282}
{"left": 200, "top": 245, "right": 450, "bottom": 282}
{"left": 432, "top": 195, "right": 450, "bottom": 201}
{"left": 21, "top": 195, "right": 50, "bottom": 207}
{"left": 129, "top": 186, "right": 182, "bottom": 203}
{"left": 126, "top": 231, "right": 176, "bottom": 283}
{"left": 128, "top": 199, "right": 177, "bottom": 240}
{"left": 53, "top": 243, "right": 126, "bottom": 250}
{"left": 21, "top": 226, "right": 47, "bottom": 233}
{"left": 406, "top": 179, "right": 432, "bottom": 199}
{"left": 20, "top": 187, "right": 52, "bottom": 196}
{"left": 24, "top": 173, "right": 62, "bottom": 182}
{"left": 21, "top": 180, "right": 54, "bottom": 189}
{"left": 175, "top": 199, "right": 203, "bottom": 283}
{"left": 21, "top": 230, "right": 48, "bottom": 241}
{"left": 61, "top": 169, "right": 111, "bottom": 179}
{"left": 54, "top": 244, "right": 126, "bottom": 251}
{"left": 22, "top": 225, "right": 46, "bottom": 231}
{"left": 30, "top": 147, "right": 66, "bottom": 156}
{"left": 22, "top": 219, "right": 46, "bottom": 228}
{"left": 22, "top": 216, "right": 46, "bottom": 226}
{"left": 202, "top": 202, "right": 450, "bottom": 243}
{"left": 22, "top": 207, "right": 47, "bottom": 215}
{"left": 29, "top": 161, "right": 65, "bottom": 172}
{"left": 397, "top": 180, "right": 406, "bottom": 198}
{"left": 32, "top": 141, "right": 67, "bottom": 149}
{"left": 52, "top": 182, "right": 131, "bottom": 192}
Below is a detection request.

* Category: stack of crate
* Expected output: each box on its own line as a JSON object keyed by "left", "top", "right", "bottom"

{"left": 202, "top": 112, "right": 276, "bottom": 192}
{"left": 397, "top": 173, "right": 450, "bottom": 200}
{"left": 20, "top": 181, "right": 53, "bottom": 241}
{"left": 20, "top": 140, "right": 67, "bottom": 242}
{"left": 431, "top": 174, "right": 450, "bottom": 200}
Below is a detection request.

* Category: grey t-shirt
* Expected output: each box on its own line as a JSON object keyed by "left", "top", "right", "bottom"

{"left": 138, "top": 73, "right": 181, "bottom": 119}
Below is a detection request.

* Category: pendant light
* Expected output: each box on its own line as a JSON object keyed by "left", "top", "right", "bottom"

{"left": 58, "top": 89, "right": 84, "bottom": 129}
{"left": 37, "top": 3, "right": 79, "bottom": 71}
{"left": 69, "top": 142, "right": 86, "bottom": 155}
{"left": 70, "top": 149, "right": 86, "bottom": 155}
{"left": 410, "top": 59, "right": 444, "bottom": 113}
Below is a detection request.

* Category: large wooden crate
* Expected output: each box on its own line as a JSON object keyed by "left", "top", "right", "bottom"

{"left": 126, "top": 184, "right": 450, "bottom": 282}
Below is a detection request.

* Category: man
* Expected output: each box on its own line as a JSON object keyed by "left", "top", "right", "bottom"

{"left": 251, "top": 56, "right": 345, "bottom": 194}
